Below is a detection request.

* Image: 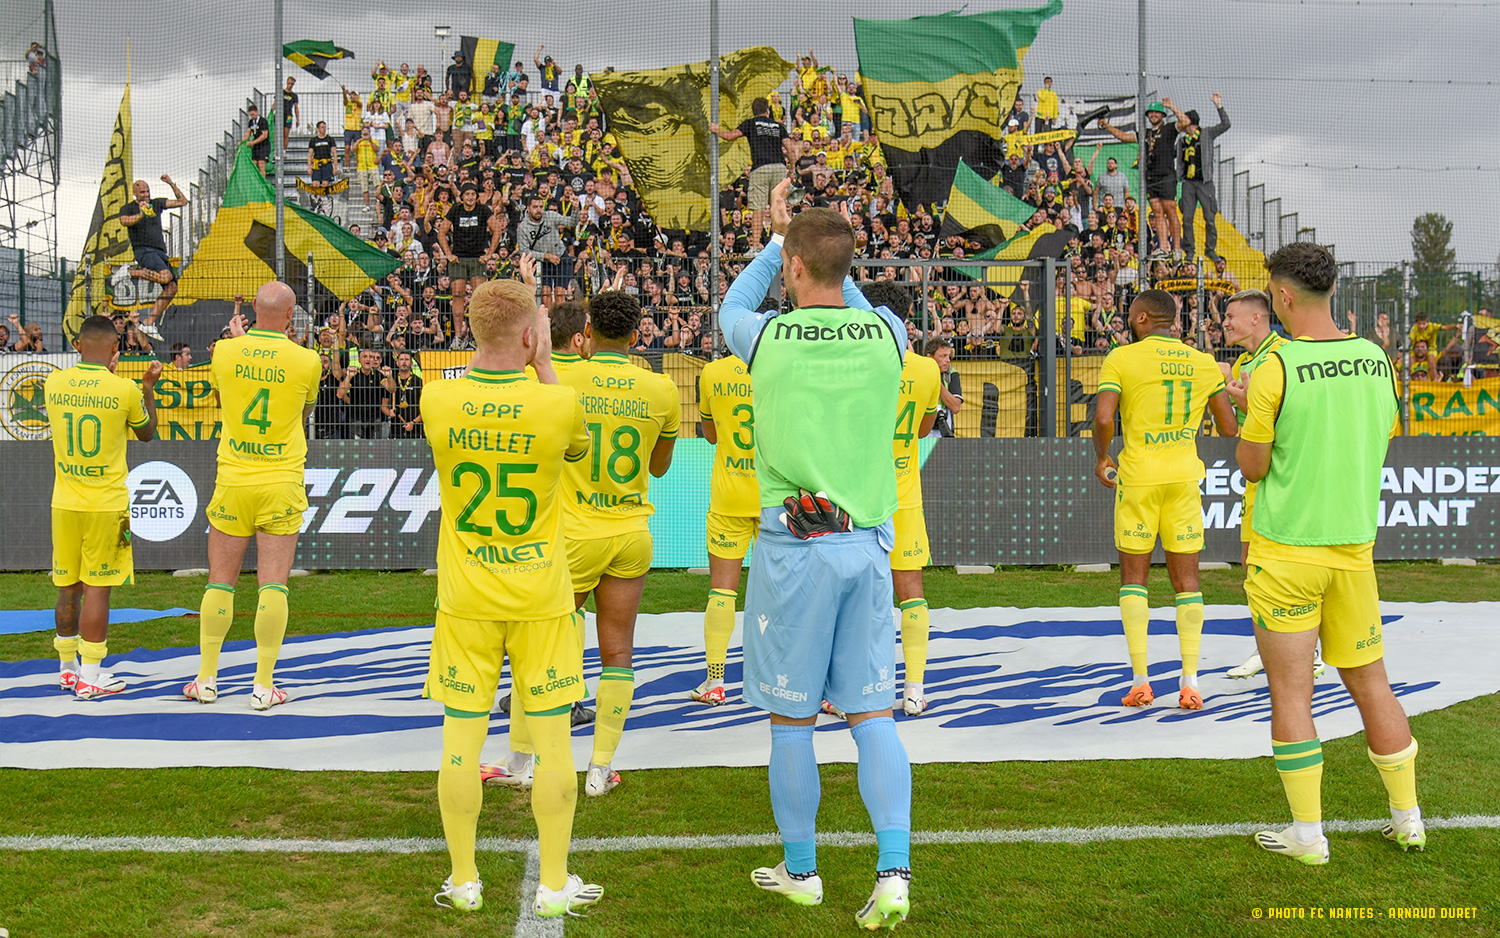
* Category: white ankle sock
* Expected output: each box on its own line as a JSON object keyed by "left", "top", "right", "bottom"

{"left": 1292, "top": 819, "right": 1324, "bottom": 844}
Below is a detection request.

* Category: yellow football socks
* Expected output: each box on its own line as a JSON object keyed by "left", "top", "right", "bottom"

{"left": 703, "top": 589, "right": 737, "bottom": 683}
{"left": 1119, "top": 585, "right": 1150, "bottom": 681}
{"left": 253, "top": 583, "right": 290, "bottom": 688}
{"left": 54, "top": 634, "right": 79, "bottom": 667}
{"left": 591, "top": 666, "right": 635, "bottom": 766}
{"left": 528, "top": 706, "right": 577, "bottom": 891}
{"left": 509, "top": 701, "right": 534, "bottom": 756}
{"left": 1369, "top": 737, "right": 1419, "bottom": 811}
{"left": 196, "top": 583, "right": 236, "bottom": 685}
{"left": 438, "top": 708, "right": 489, "bottom": 885}
{"left": 1175, "top": 591, "right": 1204, "bottom": 687}
{"left": 899, "top": 598, "right": 930, "bottom": 686}
{"left": 1273, "top": 737, "right": 1324, "bottom": 823}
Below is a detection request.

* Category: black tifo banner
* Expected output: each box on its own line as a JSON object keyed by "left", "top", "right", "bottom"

{"left": 1, "top": 437, "right": 1497, "bottom": 570}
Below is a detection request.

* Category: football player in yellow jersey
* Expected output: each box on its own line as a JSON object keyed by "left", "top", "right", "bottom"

{"left": 45, "top": 315, "right": 161, "bottom": 699}
{"left": 557, "top": 290, "right": 680, "bottom": 797}
{"left": 185, "top": 282, "right": 321, "bottom": 711}
{"left": 420, "top": 266, "right": 604, "bottom": 917}
{"left": 1237, "top": 243, "right": 1422, "bottom": 864}
{"left": 1093, "top": 290, "right": 1238, "bottom": 710}
{"left": 1220, "top": 289, "right": 1326, "bottom": 681}
{"left": 863, "top": 281, "right": 941, "bottom": 716}
{"left": 689, "top": 349, "right": 757, "bottom": 706}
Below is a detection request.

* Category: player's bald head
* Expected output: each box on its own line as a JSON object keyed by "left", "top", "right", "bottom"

{"left": 1129, "top": 289, "right": 1179, "bottom": 325}
{"left": 468, "top": 279, "right": 537, "bottom": 348}
{"left": 254, "top": 281, "right": 297, "bottom": 328}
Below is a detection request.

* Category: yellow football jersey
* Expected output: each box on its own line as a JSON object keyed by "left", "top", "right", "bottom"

{"left": 211, "top": 328, "right": 321, "bottom": 485}
{"left": 699, "top": 355, "right": 758, "bottom": 518}
{"left": 44, "top": 362, "right": 148, "bottom": 511}
{"left": 558, "top": 350, "right": 681, "bottom": 537}
{"left": 1098, "top": 334, "right": 1226, "bottom": 485}
{"left": 421, "top": 368, "right": 590, "bottom": 621}
{"left": 894, "top": 353, "right": 941, "bottom": 509}
{"left": 1230, "top": 332, "right": 1289, "bottom": 423}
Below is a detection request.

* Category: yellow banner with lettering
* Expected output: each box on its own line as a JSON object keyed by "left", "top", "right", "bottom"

{"left": 115, "top": 358, "right": 222, "bottom": 441}
{"left": 1407, "top": 379, "right": 1500, "bottom": 436}
{"left": 1004, "top": 129, "right": 1075, "bottom": 158}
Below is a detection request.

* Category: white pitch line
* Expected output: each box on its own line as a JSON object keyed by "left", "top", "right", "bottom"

{"left": 3, "top": 815, "right": 1497, "bottom": 856}
{"left": 513, "top": 845, "right": 563, "bottom": 938}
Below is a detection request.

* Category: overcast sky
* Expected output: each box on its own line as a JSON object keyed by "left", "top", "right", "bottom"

{"left": 38, "top": 0, "right": 1500, "bottom": 267}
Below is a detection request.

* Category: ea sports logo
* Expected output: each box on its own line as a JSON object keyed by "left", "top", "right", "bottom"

{"left": 126, "top": 460, "right": 198, "bottom": 541}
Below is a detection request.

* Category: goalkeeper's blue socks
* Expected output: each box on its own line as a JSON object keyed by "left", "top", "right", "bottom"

{"left": 852, "top": 716, "right": 912, "bottom": 871}
{"left": 768, "top": 722, "right": 821, "bottom": 875}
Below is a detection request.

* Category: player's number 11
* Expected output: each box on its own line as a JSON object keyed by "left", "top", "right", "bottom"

{"left": 1161, "top": 379, "right": 1193, "bottom": 425}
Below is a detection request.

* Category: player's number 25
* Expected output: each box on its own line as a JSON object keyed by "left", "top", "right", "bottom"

{"left": 451, "top": 461, "right": 538, "bottom": 536}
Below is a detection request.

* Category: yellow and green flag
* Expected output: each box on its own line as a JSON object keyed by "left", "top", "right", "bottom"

{"left": 595, "top": 46, "right": 792, "bottom": 232}
{"left": 63, "top": 82, "right": 132, "bottom": 341}
{"left": 940, "top": 159, "right": 1036, "bottom": 252}
{"left": 854, "top": 0, "right": 1061, "bottom": 209}
{"left": 459, "top": 36, "right": 516, "bottom": 94}
{"left": 174, "top": 143, "right": 398, "bottom": 310}
{"left": 283, "top": 40, "right": 354, "bottom": 80}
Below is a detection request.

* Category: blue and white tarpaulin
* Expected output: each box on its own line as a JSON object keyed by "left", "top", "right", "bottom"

{"left": 1, "top": 603, "right": 1493, "bottom": 772}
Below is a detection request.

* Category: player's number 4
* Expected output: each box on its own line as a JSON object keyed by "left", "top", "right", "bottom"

{"left": 452, "top": 461, "right": 539, "bottom": 536}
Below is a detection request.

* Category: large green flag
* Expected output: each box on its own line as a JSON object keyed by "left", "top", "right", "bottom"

{"left": 459, "top": 36, "right": 516, "bottom": 94}
{"left": 283, "top": 40, "right": 354, "bottom": 80}
{"left": 854, "top": 1, "right": 1061, "bottom": 210}
{"left": 939, "top": 160, "right": 1037, "bottom": 252}
{"left": 595, "top": 46, "right": 792, "bottom": 232}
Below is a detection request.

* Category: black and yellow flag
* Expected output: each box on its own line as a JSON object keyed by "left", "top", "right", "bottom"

{"left": 283, "top": 41, "right": 354, "bottom": 80}
{"left": 63, "top": 83, "right": 131, "bottom": 341}
{"left": 595, "top": 46, "right": 792, "bottom": 232}
{"left": 458, "top": 36, "right": 516, "bottom": 94}
{"left": 854, "top": 1, "right": 1061, "bottom": 210}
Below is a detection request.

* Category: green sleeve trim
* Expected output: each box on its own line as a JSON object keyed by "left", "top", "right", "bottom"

{"left": 444, "top": 706, "right": 491, "bottom": 719}
{"left": 659, "top": 430, "right": 678, "bottom": 439}
{"left": 564, "top": 450, "right": 587, "bottom": 462}
{"left": 1272, "top": 738, "right": 1323, "bottom": 756}
{"left": 206, "top": 582, "right": 236, "bottom": 594}
{"left": 1098, "top": 381, "right": 1122, "bottom": 393}
{"left": 525, "top": 703, "right": 573, "bottom": 717}
{"left": 1274, "top": 752, "right": 1325, "bottom": 771}
{"left": 128, "top": 417, "right": 150, "bottom": 428}
{"left": 898, "top": 598, "right": 929, "bottom": 610}
{"left": 698, "top": 411, "right": 713, "bottom": 421}
{"left": 259, "top": 582, "right": 290, "bottom": 595}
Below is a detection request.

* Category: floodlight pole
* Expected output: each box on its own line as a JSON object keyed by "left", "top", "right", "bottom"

{"left": 1136, "top": 0, "right": 1148, "bottom": 284}
{"left": 273, "top": 0, "right": 285, "bottom": 280}
{"left": 709, "top": 0, "right": 721, "bottom": 350}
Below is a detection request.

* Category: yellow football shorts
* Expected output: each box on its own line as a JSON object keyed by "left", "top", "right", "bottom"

{"left": 1114, "top": 480, "right": 1204, "bottom": 554}
{"left": 890, "top": 505, "right": 931, "bottom": 571}
{"left": 207, "top": 481, "right": 308, "bottom": 537}
{"left": 1244, "top": 558, "right": 1384, "bottom": 669}
{"left": 568, "top": 530, "right": 653, "bottom": 593}
{"left": 1241, "top": 481, "right": 1259, "bottom": 544}
{"left": 51, "top": 508, "right": 134, "bottom": 587}
{"left": 706, "top": 511, "right": 758, "bottom": 560}
{"left": 425, "top": 610, "right": 586, "bottom": 714}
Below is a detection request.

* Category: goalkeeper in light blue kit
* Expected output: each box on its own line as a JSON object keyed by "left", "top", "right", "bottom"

{"left": 719, "top": 178, "right": 913, "bottom": 930}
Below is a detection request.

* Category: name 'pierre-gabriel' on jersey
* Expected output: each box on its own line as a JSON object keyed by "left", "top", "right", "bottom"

{"left": 1098, "top": 334, "right": 1227, "bottom": 486}
{"left": 558, "top": 350, "right": 681, "bottom": 535}
{"left": 421, "top": 369, "right": 591, "bottom": 621}
{"left": 210, "top": 328, "right": 322, "bottom": 485}
{"left": 44, "top": 362, "right": 148, "bottom": 511}
{"left": 698, "top": 355, "right": 759, "bottom": 518}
